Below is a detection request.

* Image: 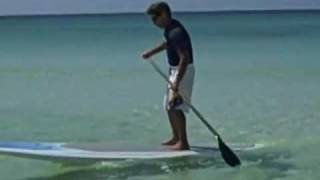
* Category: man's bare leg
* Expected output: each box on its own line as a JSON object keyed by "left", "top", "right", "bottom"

{"left": 162, "top": 110, "right": 179, "bottom": 145}
{"left": 167, "top": 110, "right": 190, "bottom": 150}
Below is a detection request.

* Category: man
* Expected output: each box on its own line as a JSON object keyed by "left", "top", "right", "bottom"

{"left": 141, "top": 2, "right": 195, "bottom": 150}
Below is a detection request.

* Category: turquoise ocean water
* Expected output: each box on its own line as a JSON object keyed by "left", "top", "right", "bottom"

{"left": 0, "top": 11, "right": 320, "bottom": 179}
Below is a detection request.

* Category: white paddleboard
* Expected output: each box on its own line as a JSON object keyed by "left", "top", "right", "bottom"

{"left": 0, "top": 142, "right": 263, "bottom": 163}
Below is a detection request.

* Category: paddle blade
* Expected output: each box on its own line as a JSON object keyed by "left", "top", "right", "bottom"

{"left": 218, "top": 136, "right": 241, "bottom": 167}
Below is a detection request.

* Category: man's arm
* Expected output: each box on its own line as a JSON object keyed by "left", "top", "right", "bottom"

{"left": 172, "top": 48, "right": 191, "bottom": 92}
{"left": 142, "top": 41, "right": 166, "bottom": 59}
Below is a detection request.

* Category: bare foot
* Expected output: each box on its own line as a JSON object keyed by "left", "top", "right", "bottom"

{"left": 161, "top": 138, "right": 178, "bottom": 146}
{"left": 168, "top": 141, "right": 190, "bottom": 151}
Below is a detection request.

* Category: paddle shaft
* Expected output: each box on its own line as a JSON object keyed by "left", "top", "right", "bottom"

{"left": 149, "top": 60, "right": 220, "bottom": 138}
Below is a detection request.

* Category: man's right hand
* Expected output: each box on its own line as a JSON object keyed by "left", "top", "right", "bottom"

{"left": 141, "top": 51, "right": 153, "bottom": 60}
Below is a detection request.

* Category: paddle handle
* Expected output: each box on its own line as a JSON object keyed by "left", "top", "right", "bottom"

{"left": 149, "top": 60, "right": 221, "bottom": 138}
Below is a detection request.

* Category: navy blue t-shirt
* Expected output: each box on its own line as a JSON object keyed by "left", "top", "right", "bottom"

{"left": 164, "top": 19, "right": 193, "bottom": 66}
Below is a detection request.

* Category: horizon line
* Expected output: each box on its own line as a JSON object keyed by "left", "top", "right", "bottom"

{"left": 0, "top": 8, "right": 320, "bottom": 18}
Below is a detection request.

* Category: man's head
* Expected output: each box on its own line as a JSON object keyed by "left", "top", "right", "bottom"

{"left": 146, "top": 1, "right": 172, "bottom": 29}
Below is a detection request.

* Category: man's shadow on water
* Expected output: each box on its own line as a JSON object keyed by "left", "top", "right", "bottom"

{"left": 25, "top": 146, "right": 296, "bottom": 180}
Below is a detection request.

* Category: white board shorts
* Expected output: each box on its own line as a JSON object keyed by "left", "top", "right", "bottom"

{"left": 163, "top": 64, "right": 195, "bottom": 113}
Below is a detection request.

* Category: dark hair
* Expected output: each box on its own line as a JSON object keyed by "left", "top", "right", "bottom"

{"left": 146, "top": 1, "right": 171, "bottom": 18}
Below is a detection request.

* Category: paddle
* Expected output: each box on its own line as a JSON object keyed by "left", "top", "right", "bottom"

{"left": 148, "top": 60, "right": 241, "bottom": 167}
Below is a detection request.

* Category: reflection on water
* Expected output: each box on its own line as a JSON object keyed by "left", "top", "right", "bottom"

{"left": 26, "top": 157, "right": 217, "bottom": 180}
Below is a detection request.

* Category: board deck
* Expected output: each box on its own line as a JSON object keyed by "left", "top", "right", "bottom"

{"left": 0, "top": 142, "right": 263, "bottom": 163}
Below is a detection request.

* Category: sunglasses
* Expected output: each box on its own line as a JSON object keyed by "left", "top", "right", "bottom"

{"left": 151, "top": 12, "right": 161, "bottom": 22}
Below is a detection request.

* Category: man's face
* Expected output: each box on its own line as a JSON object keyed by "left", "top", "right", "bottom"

{"left": 150, "top": 11, "right": 168, "bottom": 29}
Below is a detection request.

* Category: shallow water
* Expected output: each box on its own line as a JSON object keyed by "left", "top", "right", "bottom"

{"left": 0, "top": 11, "right": 320, "bottom": 180}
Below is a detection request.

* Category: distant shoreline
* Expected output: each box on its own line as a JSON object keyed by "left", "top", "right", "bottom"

{"left": 0, "top": 9, "right": 319, "bottom": 18}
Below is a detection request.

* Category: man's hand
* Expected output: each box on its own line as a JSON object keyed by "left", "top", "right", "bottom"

{"left": 168, "top": 88, "right": 183, "bottom": 109}
{"left": 141, "top": 51, "right": 153, "bottom": 60}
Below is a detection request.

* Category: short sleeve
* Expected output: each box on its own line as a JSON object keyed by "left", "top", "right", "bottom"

{"left": 169, "top": 27, "right": 188, "bottom": 50}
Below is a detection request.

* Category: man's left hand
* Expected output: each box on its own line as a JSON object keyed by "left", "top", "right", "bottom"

{"left": 169, "top": 90, "right": 183, "bottom": 109}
